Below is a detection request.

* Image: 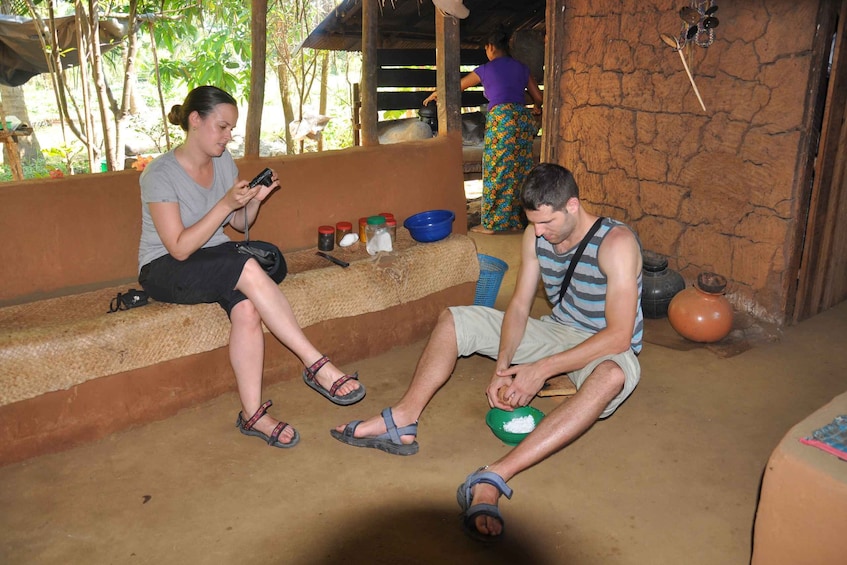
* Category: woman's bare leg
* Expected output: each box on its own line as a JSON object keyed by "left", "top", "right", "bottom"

{"left": 229, "top": 299, "right": 296, "bottom": 443}
{"left": 234, "top": 260, "right": 360, "bottom": 396}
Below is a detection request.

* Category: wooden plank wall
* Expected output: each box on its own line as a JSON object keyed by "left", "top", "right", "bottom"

{"left": 794, "top": 0, "right": 847, "bottom": 321}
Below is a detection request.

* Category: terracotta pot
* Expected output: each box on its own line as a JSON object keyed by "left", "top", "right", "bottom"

{"left": 641, "top": 250, "right": 685, "bottom": 319}
{"left": 667, "top": 272, "right": 733, "bottom": 343}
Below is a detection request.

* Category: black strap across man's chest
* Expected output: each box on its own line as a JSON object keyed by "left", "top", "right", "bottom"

{"left": 556, "top": 217, "right": 604, "bottom": 305}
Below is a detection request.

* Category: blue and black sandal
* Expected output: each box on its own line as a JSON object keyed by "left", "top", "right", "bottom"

{"left": 456, "top": 466, "right": 513, "bottom": 542}
{"left": 331, "top": 407, "right": 419, "bottom": 456}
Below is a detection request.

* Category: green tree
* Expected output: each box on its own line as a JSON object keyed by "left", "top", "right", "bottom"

{"left": 149, "top": 1, "right": 252, "bottom": 100}
{"left": 269, "top": 0, "right": 338, "bottom": 154}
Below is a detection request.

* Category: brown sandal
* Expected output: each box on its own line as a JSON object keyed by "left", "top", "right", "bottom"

{"left": 236, "top": 400, "right": 299, "bottom": 448}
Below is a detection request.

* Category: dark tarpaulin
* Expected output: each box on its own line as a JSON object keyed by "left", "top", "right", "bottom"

{"left": 0, "top": 14, "right": 125, "bottom": 87}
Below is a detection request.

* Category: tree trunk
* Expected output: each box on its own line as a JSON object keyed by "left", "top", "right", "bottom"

{"left": 277, "top": 63, "right": 295, "bottom": 155}
{"left": 74, "top": 1, "right": 97, "bottom": 171}
{"left": 148, "top": 21, "right": 170, "bottom": 151}
{"left": 245, "top": 0, "right": 267, "bottom": 157}
{"left": 24, "top": 0, "right": 87, "bottom": 146}
{"left": 317, "top": 51, "right": 328, "bottom": 152}
{"left": 86, "top": 0, "right": 116, "bottom": 171}
{"left": 115, "top": 0, "right": 139, "bottom": 170}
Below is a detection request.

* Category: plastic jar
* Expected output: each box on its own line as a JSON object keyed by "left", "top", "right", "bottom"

{"left": 365, "top": 215, "right": 391, "bottom": 255}
{"left": 358, "top": 217, "right": 369, "bottom": 243}
{"left": 335, "top": 221, "right": 353, "bottom": 245}
{"left": 318, "top": 225, "right": 334, "bottom": 251}
{"left": 385, "top": 218, "right": 397, "bottom": 247}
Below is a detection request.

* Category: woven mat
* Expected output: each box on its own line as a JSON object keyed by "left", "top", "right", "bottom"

{"left": 0, "top": 232, "right": 479, "bottom": 407}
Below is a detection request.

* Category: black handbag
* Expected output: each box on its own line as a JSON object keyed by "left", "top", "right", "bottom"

{"left": 108, "top": 289, "right": 149, "bottom": 313}
{"left": 237, "top": 211, "right": 287, "bottom": 284}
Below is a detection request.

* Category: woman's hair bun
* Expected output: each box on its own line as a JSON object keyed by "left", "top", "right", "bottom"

{"left": 167, "top": 104, "right": 182, "bottom": 126}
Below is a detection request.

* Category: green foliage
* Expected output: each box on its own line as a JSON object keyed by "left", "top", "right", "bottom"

{"left": 147, "top": 0, "right": 253, "bottom": 101}
{"left": 320, "top": 115, "right": 353, "bottom": 149}
{"left": 128, "top": 113, "right": 184, "bottom": 153}
{"left": 6, "top": 0, "right": 360, "bottom": 182}
{"left": 41, "top": 142, "right": 86, "bottom": 174}
{"left": 0, "top": 156, "right": 91, "bottom": 181}
{"left": 381, "top": 110, "right": 408, "bottom": 121}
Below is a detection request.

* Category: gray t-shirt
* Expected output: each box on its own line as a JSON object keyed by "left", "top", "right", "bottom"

{"left": 138, "top": 149, "right": 239, "bottom": 271}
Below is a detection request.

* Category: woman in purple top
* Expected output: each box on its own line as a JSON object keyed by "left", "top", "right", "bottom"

{"left": 425, "top": 28, "right": 543, "bottom": 233}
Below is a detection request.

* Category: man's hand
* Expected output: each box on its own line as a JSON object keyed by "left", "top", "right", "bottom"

{"left": 488, "top": 362, "right": 546, "bottom": 410}
{"left": 487, "top": 372, "right": 515, "bottom": 411}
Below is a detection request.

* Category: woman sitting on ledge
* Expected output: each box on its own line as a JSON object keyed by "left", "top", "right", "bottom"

{"left": 137, "top": 85, "right": 365, "bottom": 449}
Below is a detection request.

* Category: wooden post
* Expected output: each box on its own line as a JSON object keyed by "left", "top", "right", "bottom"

{"left": 1, "top": 133, "right": 23, "bottom": 181}
{"left": 360, "top": 0, "right": 379, "bottom": 146}
{"left": 0, "top": 103, "right": 23, "bottom": 181}
{"left": 352, "top": 82, "right": 361, "bottom": 146}
{"left": 542, "top": 0, "right": 564, "bottom": 164}
{"left": 435, "top": 11, "right": 461, "bottom": 135}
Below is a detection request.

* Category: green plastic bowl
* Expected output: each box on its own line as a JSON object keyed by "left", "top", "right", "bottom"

{"left": 485, "top": 406, "right": 545, "bottom": 446}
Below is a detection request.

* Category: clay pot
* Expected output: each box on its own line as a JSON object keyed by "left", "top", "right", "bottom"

{"left": 667, "top": 272, "right": 734, "bottom": 343}
{"left": 641, "top": 250, "right": 685, "bottom": 319}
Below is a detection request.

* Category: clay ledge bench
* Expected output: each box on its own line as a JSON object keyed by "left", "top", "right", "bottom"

{"left": 0, "top": 232, "right": 479, "bottom": 464}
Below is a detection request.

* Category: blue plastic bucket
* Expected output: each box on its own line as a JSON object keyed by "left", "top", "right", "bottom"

{"left": 474, "top": 254, "right": 509, "bottom": 307}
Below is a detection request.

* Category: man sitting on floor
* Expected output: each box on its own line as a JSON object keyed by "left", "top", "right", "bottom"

{"left": 332, "top": 163, "right": 644, "bottom": 542}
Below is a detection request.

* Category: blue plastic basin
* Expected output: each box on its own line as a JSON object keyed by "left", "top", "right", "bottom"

{"left": 403, "top": 209, "right": 455, "bottom": 243}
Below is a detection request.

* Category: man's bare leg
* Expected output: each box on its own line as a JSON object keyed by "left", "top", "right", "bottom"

{"left": 333, "top": 309, "right": 461, "bottom": 443}
{"left": 468, "top": 360, "right": 625, "bottom": 537}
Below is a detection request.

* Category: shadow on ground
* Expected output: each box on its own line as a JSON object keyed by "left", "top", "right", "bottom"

{"left": 306, "top": 505, "right": 559, "bottom": 565}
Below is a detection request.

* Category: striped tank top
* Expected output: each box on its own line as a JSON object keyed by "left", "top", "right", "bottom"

{"left": 536, "top": 217, "right": 644, "bottom": 354}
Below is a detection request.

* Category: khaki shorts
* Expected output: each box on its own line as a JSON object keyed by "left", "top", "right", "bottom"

{"left": 449, "top": 305, "right": 640, "bottom": 418}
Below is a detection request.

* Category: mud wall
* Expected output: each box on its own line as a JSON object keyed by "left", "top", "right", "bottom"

{"left": 0, "top": 136, "right": 467, "bottom": 304}
{"left": 549, "top": 0, "right": 819, "bottom": 324}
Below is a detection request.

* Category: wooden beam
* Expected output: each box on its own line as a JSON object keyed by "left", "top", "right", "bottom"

{"left": 435, "top": 12, "right": 461, "bottom": 135}
{"left": 376, "top": 49, "right": 487, "bottom": 67}
{"left": 375, "top": 90, "right": 486, "bottom": 111}
{"left": 360, "top": 0, "right": 379, "bottom": 146}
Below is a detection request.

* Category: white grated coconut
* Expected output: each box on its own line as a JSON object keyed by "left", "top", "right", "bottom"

{"left": 503, "top": 415, "right": 536, "bottom": 434}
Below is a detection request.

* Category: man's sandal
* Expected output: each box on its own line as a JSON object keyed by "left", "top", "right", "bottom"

{"left": 456, "top": 466, "right": 513, "bottom": 543}
{"left": 330, "top": 407, "right": 419, "bottom": 456}
{"left": 303, "top": 355, "right": 366, "bottom": 406}
{"left": 236, "top": 400, "right": 300, "bottom": 448}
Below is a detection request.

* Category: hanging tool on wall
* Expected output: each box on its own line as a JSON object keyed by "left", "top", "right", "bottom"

{"left": 660, "top": 33, "right": 707, "bottom": 112}
{"left": 660, "top": 1, "right": 719, "bottom": 112}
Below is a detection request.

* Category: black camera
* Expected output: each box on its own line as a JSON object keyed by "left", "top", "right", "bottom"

{"left": 249, "top": 167, "right": 274, "bottom": 188}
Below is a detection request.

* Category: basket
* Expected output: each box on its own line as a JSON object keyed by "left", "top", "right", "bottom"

{"left": 474, "top": 254, "right": 509, "bottom": 307}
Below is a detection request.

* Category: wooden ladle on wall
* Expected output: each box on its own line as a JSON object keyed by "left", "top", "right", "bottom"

{"left": 661, "top": 33, "right": 707, "bottom": 112}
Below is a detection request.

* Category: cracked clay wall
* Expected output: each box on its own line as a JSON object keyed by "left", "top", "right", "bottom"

{"left": 549, "top": 0, "right": 818, "bottom": 324}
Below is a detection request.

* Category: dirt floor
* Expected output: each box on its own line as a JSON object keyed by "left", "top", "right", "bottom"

{"left": 1, "top": 232, "right": 845, "bottom": 565}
